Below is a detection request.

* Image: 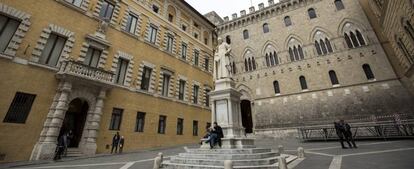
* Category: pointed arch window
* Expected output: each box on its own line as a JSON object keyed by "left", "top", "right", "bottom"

{"left": 397, "top": 37, "right": 414, "bottom": 64}
{"left": 266, "top": 54, "right": 270, "bottom": 67}
{"left": 326, "top": 38, "right": 333, "bottom": 53}
{"left": 248, "top": 58, "right": 252, "bottom": 71}
{"left": 244, "top": 59, "right": 248, "bottom": 72}
{"left": 350, "top": 32, "right": 360, "bottom": 47}
{"left": 263, "top": 23, "right": 270, "bottom": 33}
{"left": 243, "top": 30, "right": 249, "bottom": 39}
{"left": 298, "top": 45, "right": 304, "bottom": 59}
{"left": 356, "top": 30, "right": 366, "bottom": 46}
{"left": 274, "top": 52, "right": 279, "bottom": 65}
{"left": 308, "top": 8, "right": 317, "bottom": 19}
{"left": 362, "top": 64, "right": 375, "bottom": 80}
{"left": 284, "top": 16, "right": 292, "bottom": 27}
{"left": 335, "top": 0, "right": 345, "bottom": 10}
{"left": 252, "top": 57, "right": 256, "bottom": 70}
{"left": 329, "top": 70, "right": 339, "bottom": 85}
{"left": 289, "top": 48, "right": 294, "bottom": 61}
{"left": 344, "top": 33, "right": 353, "bottom": 48}
{"left": 315, "top": 41, "right": 322, "bottom": 55}
{"left": 273, "top": 81, "right": 280, "bottom": 94}
{"left": 299, "top": 76, "right": 308, "bottom": 90}
{"left": 320, "top": 39, "right": 328, "bottom": 55}
{"left": 403, "top": 20, "right": 414, "bottom": 43}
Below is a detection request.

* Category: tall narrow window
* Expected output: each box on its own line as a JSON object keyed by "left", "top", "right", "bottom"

{"left": 404, "top": 21, "right": 414, "bottom": 42}
{"left": 149, "top": 25, "right": 158, "bottom": 44}
{"left": 356, "top": 30, "right": 366, "bottom": 46}
{"left": 397, "top": 37, "right": 414, "bottom": 64}
{"left": 263, "top": 23, "right": 270, "bottom": 33}
{"left": 273, "top": 81, "right": 280, "bottom": 94}
{"left": 83, "top": 47, "right": 102, "bottom": 68}
{"left": 99, "top": 0, "right": 115, "bottom": 20}
{"left": 178, "top": 80, "right": 186, "bottom": 101}
{"left": 362, "top": 64, "right": 375, "bottom": 80}
{"left": 205, "top": 89, "right": 210, "bottom": 107}
{"left": 3, "top": 92, "right": 36, "bottom": 123}
{"left": 166, "top": 35, "right": 174, "bottom": 52}
{"left": 274, "top": 52, "right": 279, "bottom": 65}
{"left": 315, "top": 41, "right": 322, "bottom": 55}
{"left": 140, "top": 67, "right": 152, "bottom": 91}
{"left": 181, "top": 43, "right": 187, "bottom": 59}
{"left": 266, "top": 54, "right": 270, "bottom": 67}
{"left": 168, "top": 14, "right": 174, "bottom": 22}
{"left": 115, "top": 58, "right": 129, "bottom": 85}
{"left": 308, "top": 8, "right": 317, "bottom": 19}
{"left": 0, "top": 14, "right": 20, "bottom": 52}
{"left": 350, "top": 32, "right": 360, "bottom": 47}
{"left": 135, "top": 112, "right": 146, "bottom": 132}
{"left": 293, "top": 46, "right": 299, "bottom": 61}
{"left": 298, "top": 46, "right": 304, "bottom": 59}
{"left": 320, "top": 39, "right": 328, "bottom": 55}
{"left": 284, "top": 16, "right": 292, "bottom": 27}
{"left": 232, "top": 62, "right": 237, "bottom": 74}
{"left": 158, "top": 115, "right": 166, "bottom": 134}
{"left": 40, "top": 33, "right": 67, "bottom": 67}
{"left": 289, "top": 48, "right": 294, "bottom": 61}
{"left": 193, "top": 120, "right": 198, "bottom": 136}
{"left": 244, "top": 59, "right": 248, "bottom": 72}
{"left": 194, "top": 50, "right": 199, "bottom": 66}
{"left": 299, "top": 76, "right": 308, "bottom": 90}
{"left": 329, "top": 70, "right": 339, "bottom": 85}
{"left": 109, "top": 108, "right": 123, "bottom": 130}
{"left": 161, "top": 74, "right": 171, "bottom": 96}
{"left": 177, "top": 118, "right": 184, "bottom": 135}
{"left": 326, "top": 38, "right": 333, "bottom": 53}
{"left": 335, "top": 0, "right": 345, "bottom": 10}
{"left": 204, "top": 58, "right": 209, "bottom": 71}
{"left": 243, "top": 30, "right": 249, "bottom": 39}
{"left": 270, "top": 53, "right": 275, "bottom": 66}
{"left": 226, "top": 35, "right": 231, "bottom": 44}
{"left": 344, "top": 33, "right": 353, "bottom": 48}
{"left": 193, "top": 85, "right": 199, "bottom": 104}
{"left": 125, "top": 14, "right": 138, "bottom": 34}
{"left": 65, "top": 0, "right": 83, "bottom": 7}
{"left": 252, "top": 57, "right": 256, "bottom": 70}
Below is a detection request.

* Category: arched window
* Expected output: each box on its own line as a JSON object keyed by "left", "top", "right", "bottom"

{"left": 273, "top": 81, "right": 280, "bottom": 94}
{"left": 397, "top": 37, "right": 414, "bottom": 64}
{"left": 244, "top": 59, "right": 248, "bottom": 72}
{"left": 243, "top": 30, "right": 249, "bottom": 39}
{"left": 308, "top": 8, "right": 317, "bottom": 19}
{"left": 299, "top": 76, "right": 308, "bottom": 90}
{"left": 344, "top": 33, "right": 353, "bottom": 48}
{"left": 356, "top": 30, "right": 366, "bottom": 46}
{"left": 326, "top": 38, "right": 333, "bottom": 53}
{"left": 263, "top": 23, "right": 270, "bottom": 33}
{"left": 403, "top": 20, "right": 414, "bottom": 43}
{"left": 362, "top": 64, "right": 375, "bottom": 80}
{"left": 315, "top": 41, "right": 322, "bottom": 55}
{"left": 225, "top": 35, "right": 231, "bottom": 44}
{"left": 274, "top": 52, "right": 279, "bottom": 65}
{"left": 284, "top": 16, "right": 292, "bottom": 27}
{"left": 293, "top": 46, "right": 299, "bottom": 61}
{"left": 232, "top": 61, "right": 237, "bottom": 74}
{"left": 320, "top": 39, "right": 327, "bottom": 54}
{"left": 289, "top": 47, "right": 294, "bottom": 61}
{"left": 265, "top": 54, "right": 270, "bottom": 67}
{"left": 252, "top": 57, "right": 256, "bottom": 70}
{"left": 248, "top": 58, "right": 252, "bottom": 71}
{"left": 335, "top": 0, "right": 345, "bottom": 10}
{"left": 329, "top": 70, "right": 339, "bottom": 85}
{"left": 270, "top": 53, "right": 275, "bottom": 66}
{"left": 298, "top": 45, "right": 304, "bottom": 59}
{"left": 350, "top": 32, "right": 360, "bottom": 47}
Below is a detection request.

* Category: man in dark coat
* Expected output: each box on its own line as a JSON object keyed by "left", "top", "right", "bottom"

{"left": 334, "top": 120, "right": 347, "bottom": 149}
{"left": 111, "top": 132, "right": 120, "bottom": 153}
{"left": 212, "top": 122, "right": 223, "bottom": 148}
{"left": 341, "top": 120, "right": 357, "bottom": 148}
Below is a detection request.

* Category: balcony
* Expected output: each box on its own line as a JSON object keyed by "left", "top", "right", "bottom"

{"left": 57, "top": 60, "right": 115, "bottom": 87}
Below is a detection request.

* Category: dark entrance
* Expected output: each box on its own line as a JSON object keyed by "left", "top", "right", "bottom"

{"left": 60, "top": 98, "right": 89, "bottom": 147}
{"left": 240, "top": 100, "right": 253, "bottom": 134}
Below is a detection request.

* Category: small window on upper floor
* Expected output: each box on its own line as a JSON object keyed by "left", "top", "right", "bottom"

{"left": 263, "top": 23, "right": 270, "bottom": 33}
{"left": 0, "top": 14, "right": 21, "bottom": 53}
{"left": 152, "top": 5, "right": 159, "bottom": 13}
{"left": 362, "top": 64, "right": 375, "bottom": 80}
{"left": 299, "top": 76, "right": 308, "bottom": 90}
{"left": 65, "top": 0, "right": 83, "bottom": 7}
{"left": 204, "top": 38, "right": 208, "bottom": 45}
{"left": 335, "top": 0, "right": 345, "bottom": 10}
{"left": 194, "top": 33, "right": 199, "bottom": 39}
{"left": 243, "top": 30, "right": 249, "bottom": 39}
{"left": 308, "top": 8, "right": 317, "bottom": 19}
{"left": 181, "top": 25, "right": 187, "bottom": 31}
{"left": 194, "top": 22, "right": 199, "bottom": 28}
{"left": 99, "top": 0, "right": 114, "bottom": 21}
{"left": 226, "top": 35, "right": 231, "bottom": 44}
{"left": 284, "top": 16, "right": 292, "bottom": 27}
{"left": 168, "top": 14, "right": 174, "bottom": 22}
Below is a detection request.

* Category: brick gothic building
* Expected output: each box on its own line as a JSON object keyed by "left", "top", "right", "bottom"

{"left": 0, "top": 0, "right": 215, "bottom": 163}
{"left": 213, "top": 0, "right": 414, "bottom": 135}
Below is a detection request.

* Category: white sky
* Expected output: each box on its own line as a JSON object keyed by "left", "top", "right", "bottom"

{"left": 185, "top": 0, "right": 279, "bottom": 18}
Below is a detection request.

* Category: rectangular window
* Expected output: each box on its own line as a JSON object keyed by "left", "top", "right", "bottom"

{"left": 99, "top": 0, "right": 115, "bottom": 20}
{"left": 140, "top": 66, "right": 152, "bottom": 91}
{"left": 166, "top": 35, "right": 174, "bottom": 52}
{"left": 204, "top": 58, "right": 209, "bottom": 71}
{"left": 109, "top": 108, "right": 123, "bottom": 130}
{"left": 114, "top": 58, "right": 129, "bottom": 85}
{"left": 177, "top": 118, "right": 184, "bottom": 135}
{"left": 204, "top": 38, "right": 208, "bottom": 45}
{"left": 125, "top": 14, "right": 138, "bottom": 34}
{"left": 193, "top": 85, "right": 199, "bottom": 104}
{"left": 168, "top": 14, "right": 174, "bottom": 22}
{"left": 3, "top": 92, "right": 36, "bottom": 124}
{"left": 158, "top": 115, "right": 166, "bottom": 134}
{"left": 0, "top": 14, "right": 20, "bottom": 52}
{"left": 83, "top": 47, "right": 102, "bottom": 68}
{"left": 152, "top": 5, "right": 159, "bottom": 13}
{"left": 161, "top": 74, "right": 171, "bottom": 96}
{"left": 65, "top": 0, "right": 83, "bottom": 7}
{"left": 181, "top": 43, "right": 187, "bottom": 59}
{"left": 178, "top": 80, "right": 186, "bottom": 100}
{"left": 149, "top": 25, "right": 158, "bottom": 44}
{"left": 40, "top": 33, "right": 67, "bottom": 67}
{"left": 181, "top": 25, "right": 187, "bottom": 31}
{"left": 135, "top": 112, "right": 146, "bottom": 132}
{"left": 194, "top": 33, "right": 198, "bottom": 39}
{"left": 193, "top": 120, "right": 198, "bottom": 136}
{"left": 194, "top": 50, "right": 199, "bottom": 66}
{"left": 205, "top": 89, "right": 210, "bottom": 107}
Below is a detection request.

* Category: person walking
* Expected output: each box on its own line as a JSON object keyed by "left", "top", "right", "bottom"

{"left": 118, "top": 136, "right": 125, "bottom": 153}
{"left": 212, "top": 122, "right": 223, "bottom": 148}
{"left": 111, "top": 132, "right": 120, "bottom": 153}
{"left": 342, "top": 120, "right": 357, "bottom": 148}
{"left": 334, "top": 120, "right": 347, "bottom": 149}
{"left": 54, "top": 134, "right": 65, "bottom": 160}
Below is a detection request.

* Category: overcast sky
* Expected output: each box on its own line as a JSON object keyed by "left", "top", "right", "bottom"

{"left": 185, "top": 0, "right": 278, "bottom": 18}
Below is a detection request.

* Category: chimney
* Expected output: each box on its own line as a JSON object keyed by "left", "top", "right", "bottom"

{"left": 259, "top": 3, "right": 265, "bottom": 10}
{"left": 240, "top": 10, "right": 246, "bottom": 16}
{"left": 268, "top": 0, "right": 274, "bottom": 6}
{"left": 224, "top": 16, "right": 229, "bottom": 22}
{"left": 249, "top": 6, "right": 255, "bottom": 13}
{"left": 232, "top": 13, "right": 238, "bottom": 20}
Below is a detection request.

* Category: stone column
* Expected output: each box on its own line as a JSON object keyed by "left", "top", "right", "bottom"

{"left": 30, "top": 81, "right": 72, "bottom": 160}
{"left": 81, "top": 89, "right": 106, "bottom": 155}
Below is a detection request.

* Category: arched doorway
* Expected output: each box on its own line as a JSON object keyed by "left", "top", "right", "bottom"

{"left": 240, "top": 100, "right": 253, "bottom": 134}
{"left": 60, "top": 98, "right": 89, "bottom": 147}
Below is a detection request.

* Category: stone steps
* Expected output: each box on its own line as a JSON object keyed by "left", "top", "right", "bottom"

{"left": 65, "top": 148, "right": 83, "bottom": 158}
{"left": 169, "top": 156, "right": 280, "bottom": 166}
{"left": 177, "top": 152, "right": 279, "bottom": 160}
{"left": 185, "top": 148, "right": 272, "bottom": 154}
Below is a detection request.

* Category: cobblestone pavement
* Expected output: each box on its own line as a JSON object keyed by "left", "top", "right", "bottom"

{"left": 2, "top": 138, "right": 414, "bottom": 169}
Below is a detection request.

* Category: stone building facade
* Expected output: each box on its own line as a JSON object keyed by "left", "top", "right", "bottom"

{"left": 214, "top": 0, "right": 414, "bottom": 135}
{"left": 0, "top": 0, "right": 214, "bottom": 163}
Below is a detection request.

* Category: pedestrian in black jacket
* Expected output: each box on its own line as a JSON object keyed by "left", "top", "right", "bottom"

{"left": 334, "top": 120, "right": 347, "bottom": 149}
{"left": 111, "top": 132, "right": 120, "bottom": 153}
{"left": 341, "top": 120, "right": 357, "bottom": 148}
{"left": 212, "top": 122, "right": 223, "bottom": 148}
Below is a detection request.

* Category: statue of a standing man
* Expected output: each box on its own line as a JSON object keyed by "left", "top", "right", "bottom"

{"left": 214, "top": 37, "right": 232, "bottom": 80}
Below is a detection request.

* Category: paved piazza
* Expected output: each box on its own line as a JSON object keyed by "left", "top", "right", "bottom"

{"left": 1, "top": 138, "right": 413, "bottom": 169}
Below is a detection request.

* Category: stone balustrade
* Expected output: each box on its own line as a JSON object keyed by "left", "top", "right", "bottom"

{"left": 58, "top": 60, "right": 114, "bottom": 84}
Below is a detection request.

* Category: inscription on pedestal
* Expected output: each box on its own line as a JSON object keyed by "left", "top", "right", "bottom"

{"left": 215, "top": 100, "right": 228, "bottom": 124}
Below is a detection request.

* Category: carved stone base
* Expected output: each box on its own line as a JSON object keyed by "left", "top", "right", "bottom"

{"left": 221, "top": 137, "right": 255, "bottom": 149}
{"left": 30, "top": 142, "right": 56, "bottom": 161}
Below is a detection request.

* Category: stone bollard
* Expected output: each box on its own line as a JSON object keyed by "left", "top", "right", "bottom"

{"left": 298, "top": 147, "right": 305, "bottom": 158}
{"left": 224, "top": 160, "right": 233, "bottom": 169}
{"left": 153, "top": 156, "right": 162, "bottom": 169}
{"left": 278, "top": 156, "right": 288, "bottom": 169}
{"left": 278, "top": 145, "right": 284, "bottom": 154}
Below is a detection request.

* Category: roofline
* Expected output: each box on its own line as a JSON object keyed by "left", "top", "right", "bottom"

{"left": 181, "top": 0, "right": 216, "bottom": 28}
